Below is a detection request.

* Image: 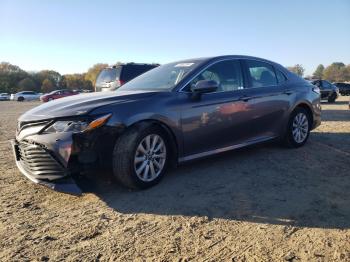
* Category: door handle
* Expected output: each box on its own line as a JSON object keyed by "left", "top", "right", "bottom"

{"left": 239, "top": 95, "right": 253, "bottom": 102}
{"left": 283, "top": 90, "right": 293, "bottom": 95}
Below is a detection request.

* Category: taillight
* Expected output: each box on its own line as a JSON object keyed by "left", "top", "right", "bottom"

{"left": 119, "top": 80, "right": 125, "bottom": 86}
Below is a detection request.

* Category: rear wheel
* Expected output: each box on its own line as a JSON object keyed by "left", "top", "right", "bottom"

{"left": 17, "top": 96, "right": 24, "bottom": 102}
{"left": 283, "top": 107, "right": 311, "bottom": 148}
{"left": 48, "top": 98, "right": 54, "bottom": 101}
{"left": 112, "top": 124, "right": 169, "bottom": 189}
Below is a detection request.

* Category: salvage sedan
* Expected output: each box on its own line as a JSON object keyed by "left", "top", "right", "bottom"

{"left": 12, "top": 55, "right": 321, "bottom": 195}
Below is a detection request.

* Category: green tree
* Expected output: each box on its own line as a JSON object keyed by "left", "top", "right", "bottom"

{"left": 287, "top": 64, "right": 305, "bottom": 77}
{"left": 312, "top": 64, "right": 324, "bottom": 79}
{"left": 41, "top": 78, "right": 55, "bottom": 93}
{"left": 33, "top": 70, "right": 61, "bottom": 88}
{"left": 323, "top": 62, "right": 346, "bottom": 82}
{"left": 345, "top": 65, "right": 350, "bottom": 82}
{"left": 17, "top": 78, "right": 38, "bottom": 91}
{"left": 64, "top": 73, "right": 93, "bottom": 91}
{"left": 85, "top": 63, "right": 108, "bottom": 86}
{"left": 0, "top": 62, "right": 28, "bottom": 93}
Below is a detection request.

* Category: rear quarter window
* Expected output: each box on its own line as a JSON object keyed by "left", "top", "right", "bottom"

{"left": 245, "top": 60, "right": 277, "bottom": 87}
{"left": 121, "top": 65, "right": 157, "bottom": 82}
{"left": 276, "top": 69, "right": 287, "bottom": 83}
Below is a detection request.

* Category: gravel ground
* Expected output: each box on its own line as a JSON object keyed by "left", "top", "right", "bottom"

{"left": 0, "top": 96, "right": 349, "bottom": 261}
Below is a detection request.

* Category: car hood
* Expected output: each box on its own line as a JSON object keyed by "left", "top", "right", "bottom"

{"left": 19, "top": 90, "right": 157, "bottom": 122}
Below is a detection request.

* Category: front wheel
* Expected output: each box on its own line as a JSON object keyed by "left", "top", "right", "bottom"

{"left": 112, "top": 124, "right": 169, "bottom": 189}
{"left": 17, "top": 96, "right": 24, "bottom": 102}
{"left": 283, "top": 108, "right": 311, "bottom": 148}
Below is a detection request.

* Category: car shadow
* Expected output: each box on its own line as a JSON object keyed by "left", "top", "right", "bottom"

{"left": 321, "top": 109, "right": 350, "bottom": 121}
{"left": 321, "top": 100, "right": 349, "bottom": 105}
{"left": 78, "top": 137, "right": 350, "bottom": 230}
{"left": 311, "top": 132, "right": 350, "bottom": 155}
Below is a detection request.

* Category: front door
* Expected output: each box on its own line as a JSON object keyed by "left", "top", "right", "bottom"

{"left": 180, "top": 59, "right": 253, "bottom": 158}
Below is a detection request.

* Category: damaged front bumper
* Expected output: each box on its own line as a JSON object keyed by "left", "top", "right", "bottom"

{"left": 11, "top": 115, "right": 123, "bottom": 195}
{"left": 11, "top": 139, "right": 83, "bottom": 195}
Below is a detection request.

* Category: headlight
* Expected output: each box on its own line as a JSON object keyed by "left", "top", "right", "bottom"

{"left": 44, "top": 113, "right": 112, "bottom": 134}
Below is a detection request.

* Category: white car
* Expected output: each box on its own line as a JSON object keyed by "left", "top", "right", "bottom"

{"left": 0, "top": 93, "right": 10, "bottom": 101}
{"left": 10, "top": 91, "right": 41, "bottom": 101}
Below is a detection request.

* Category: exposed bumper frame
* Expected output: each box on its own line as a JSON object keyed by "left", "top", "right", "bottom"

{"left": 10, "top": 139, "right": 82, "bottom": 196}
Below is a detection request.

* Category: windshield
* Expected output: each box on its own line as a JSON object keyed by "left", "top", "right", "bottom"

{"left": 119, "top": 61, "right": 200, "bottom": 91}
{"left": 96, "top": 68, "right": 120, "bottom": 85}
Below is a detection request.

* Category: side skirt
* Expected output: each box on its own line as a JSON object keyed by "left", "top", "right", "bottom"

{"left": 178, "top": 136, "right": 277, "bottom": 163}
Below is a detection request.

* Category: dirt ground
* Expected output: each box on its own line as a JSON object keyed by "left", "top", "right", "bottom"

{"left": 0, "top": 96, "right": 349, "bottom": 261}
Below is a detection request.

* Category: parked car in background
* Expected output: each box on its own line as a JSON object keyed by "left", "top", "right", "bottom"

{"left": 0, "top": 93, "right": 10, "bottom": 101}
{"left": 40, "top": 89, "right": 79, "bottom": 102}
{"left": 12, "top": 55, "right": 321, "bottom": 195}
{"left": 333, "top": 82, "right": 350, "bottom": 96}
{"left": 95, "top": 63, "right": 159, "bottom": 92}
{"left": 10, "top": 91, "right": 41, "bottom": 101}
{"left": 74, "top": 89, "right": 93, "bottom": 93}
{"left": 310, "top": 80, "right": 339, "bottom": 102}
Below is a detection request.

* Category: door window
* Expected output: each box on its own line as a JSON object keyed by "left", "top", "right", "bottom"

{"left": 276, "top": 69, "right": 287, "bottom": 83}
{"left": 187, "top": 60, "right": 243, "bottom": 92}
{"left": 322, "top": 80, "right": 332, "bottom": 88}
{"left": 246, "top": 60, "right": 277, "bottom": 87}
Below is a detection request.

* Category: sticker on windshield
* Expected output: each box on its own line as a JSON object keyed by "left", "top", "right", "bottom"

{"left": 174, "top": 63, "right": 194, "bottom": 67}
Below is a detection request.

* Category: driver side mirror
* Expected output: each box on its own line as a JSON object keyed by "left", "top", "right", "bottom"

{"left": 191, "top": 80, "right": 218, "bottom": 95}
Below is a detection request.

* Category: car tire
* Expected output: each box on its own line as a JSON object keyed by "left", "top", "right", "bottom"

{"left": 328, "top": 93, "right": 337, "bottom": 103}
{"left": 112, "top": 123, "right": 170, "bottom": 189}
{"left": 283, "top": 107, "right": 311, "bottom": 148}
{"left": 17, "top": 97, "right": 24, "bottom": 102}
{"left": 48, "top": 98, "right": 53, "bottom": 101}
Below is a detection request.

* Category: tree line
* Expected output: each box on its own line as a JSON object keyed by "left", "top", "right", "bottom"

{"left": 1, "top": 61, "right": 349, "bottom": 94}
{"left": 0, "top": 62, "right": 108, "bottom": 94}
{"left": 287, "top": 62, "right": 350, "bottom": 82}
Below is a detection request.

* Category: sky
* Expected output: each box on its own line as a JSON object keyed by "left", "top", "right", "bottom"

{"left": 0, "top": 0, "right": 349, "bottom": 75}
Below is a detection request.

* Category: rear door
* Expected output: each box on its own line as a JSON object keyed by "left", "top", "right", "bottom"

{"left": 25, "top": 91, "right": 35, "bottom": 100}
{"left": 313, "top": 80, "right": 330, "bottom": 99}
{"left": 52, "top": 91, "right": 61, "bottom": 99}
{"left": 240, "top": 59, "right": 291, "bottom": 139}
{"left": 321, "top": 80, "right": 334, "bottom": 98}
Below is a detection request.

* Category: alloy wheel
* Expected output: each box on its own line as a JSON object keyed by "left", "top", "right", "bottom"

{"left": 134, "top": 134, "right": 166, "bottom": 182}
{"left": 292, "top": 113, "right": 309, "bottom": 143}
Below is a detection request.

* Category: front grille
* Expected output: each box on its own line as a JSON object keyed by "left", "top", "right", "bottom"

{"left": 18, "top": 141, "right": 66, "bottom": 180}
{"left": 18, "top": 120, "right": 51, "bottom": 133}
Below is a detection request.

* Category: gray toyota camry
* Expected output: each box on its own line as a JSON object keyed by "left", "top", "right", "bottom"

{"left": 12, "top": 55, "right": 321, "bottom": 195}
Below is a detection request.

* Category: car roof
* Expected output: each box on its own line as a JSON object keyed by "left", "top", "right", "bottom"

{"left": 108, "top": 63, "right": 160, "bottom": 69}
{"left": 168, "top": 55, "right": 289, "bottom": 73}
{"left": 173, "top": 55, "right": 279, "bottom": 64}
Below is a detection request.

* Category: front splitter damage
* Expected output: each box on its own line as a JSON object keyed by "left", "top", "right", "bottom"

{"left": 11, "top": 139, "right": 82, "bottom": 196}
{"left": 31, "top": 176, "right": 82, "bottom": 196}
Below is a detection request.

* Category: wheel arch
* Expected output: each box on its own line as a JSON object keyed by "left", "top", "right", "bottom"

{"left": 280, "top": 101, "right": 314, "bottom": 139}
{"left": 126, "top": 119, "right": 179, "bottom": 167}
{"left": 292, "top": 102, "right": 314, "bottom": 125}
